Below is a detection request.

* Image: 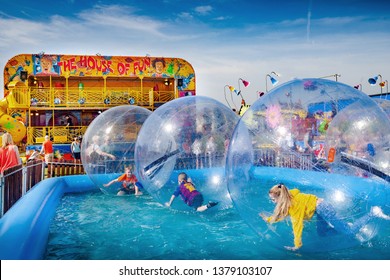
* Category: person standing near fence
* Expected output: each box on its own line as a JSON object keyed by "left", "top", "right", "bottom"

{"left": 40, "top": 135, "right": 54, "bottom": 177}
{"left": 70, "top": 136, "right": 81, "bottom": 166}
{"left": 192, "top": 133, "right": 203, "bottom": 169}
{"left": 0, "top": 133, "right": 22, "bottom": 174}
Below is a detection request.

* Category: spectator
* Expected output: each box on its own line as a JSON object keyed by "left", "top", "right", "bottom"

{"left": 65, "top": 115, "right": 73, "bottom": 127}
{"left": 71, "top": 136, "right": 81, "bottom": 166}
{"left": 0, "top": 133, "right": 22, "bottom": 174}
{"left": 40, "top": 135, "right": 54, "bottom": 177}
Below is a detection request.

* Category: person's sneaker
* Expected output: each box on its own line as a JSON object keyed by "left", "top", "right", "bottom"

{"left": 371, "top": 206, "right": 390, "bottom": 220}
{"left": 207, "top": 201, "right": 218, "bottom": 209}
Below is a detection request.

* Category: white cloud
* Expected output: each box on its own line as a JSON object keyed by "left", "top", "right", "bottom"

{"left": 76, "top": 5, "right": 169, "bottom": 38}
{"left": 0, "top": 17, "right": 57, "bottom": 47}
{"left": 213, "top": 16, "right": 229, "bottom": 21}
{"left": 177, "top": 12, "right": 194, "bottom": 21}
{"left": 194, "top": 5, "right": 213, "bottom": 15}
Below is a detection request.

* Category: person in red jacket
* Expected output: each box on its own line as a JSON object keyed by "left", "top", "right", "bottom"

{"left": 0, "top": 132, "right": 22, "bottom": 174}
{"left": 40, "top": 135, "right": 54, "bottom": 177}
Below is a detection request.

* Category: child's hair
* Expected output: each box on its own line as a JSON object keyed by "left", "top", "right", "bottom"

{"left": 125, "top": 165, "right": 134, "bottom": 172}
{"left": 178, "top": 172, "right": 188, "bottom": 182}
{"left": 268, "top": 183, "right": 292, "bottom": 223}
{"left": 2, "top": 133, "right": 14, "bottom": 148}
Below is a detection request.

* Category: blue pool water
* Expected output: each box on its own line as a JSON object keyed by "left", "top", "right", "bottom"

{"left": 45, "top": 190, "right": 390, "bottom": 260}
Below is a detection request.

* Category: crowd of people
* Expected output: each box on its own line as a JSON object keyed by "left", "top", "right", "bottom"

{"left": 0, "top": 131, "right": 84, "bottom": 178}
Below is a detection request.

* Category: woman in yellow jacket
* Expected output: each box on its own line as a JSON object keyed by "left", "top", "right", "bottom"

{"left": 260, "top": 183, "right": 389, "bottom": 251}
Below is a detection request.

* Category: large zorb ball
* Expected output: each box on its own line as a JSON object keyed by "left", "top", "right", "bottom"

{"left": 375, "top": 99, "right": 390, "bottom": 119}
{"left": 135, "top": 96, "right": 239, "bottom": 212}
{"left": 81, "top": 105, "right": 151, "bottom": 194}
{"left": 226, "top": 78, "right": 390, "bottom": 253}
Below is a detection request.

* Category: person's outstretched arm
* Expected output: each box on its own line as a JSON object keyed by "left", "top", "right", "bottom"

{"left": 103, "top": 152, "right": 116, "bottom": 160}
{"left": 99, "top": 150, "right": 116, "bottom": 160}
{"left": 287, "top": 215, "right": 304, "bottom": 251}
{"left": 165, "top": 195, "right": 176, "bottom": 207}
{"left": 103, "top": 179, "right": 118, "bottom": 187}
{"left": 259, "top": 212, "right": 277, "bottom": 223}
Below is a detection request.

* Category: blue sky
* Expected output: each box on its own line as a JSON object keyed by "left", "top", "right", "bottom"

{"left": 1, "top": 0, "right": 390, "bottom": 105}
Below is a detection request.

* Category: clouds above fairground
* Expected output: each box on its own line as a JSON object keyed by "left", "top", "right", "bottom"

{"left": 1, "top": 1, "right": 390, "bottom": 105}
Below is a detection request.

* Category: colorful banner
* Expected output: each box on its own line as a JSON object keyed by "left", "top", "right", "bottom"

{"left": 4, "top": 53, "right": 195, "bottom": 92}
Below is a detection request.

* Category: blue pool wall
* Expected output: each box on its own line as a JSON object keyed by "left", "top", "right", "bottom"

{"left": 0, "top": 175, "right": 97, "bottom": 260}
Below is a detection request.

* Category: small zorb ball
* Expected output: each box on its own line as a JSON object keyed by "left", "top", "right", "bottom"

{"left": 374, "top": 99, "right": 390, "bottom": 120}
{"left": 325, "top": 98, "right": 390, "bottom": 180}
{"left": 135, "top": 96, "right": 239, "bottom": 212}
{"left": 81, "top": 105, "right": 151, "bottom": 195}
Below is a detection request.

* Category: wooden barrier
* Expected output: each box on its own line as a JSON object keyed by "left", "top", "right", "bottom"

{"left": 2, "top": 164, "right": 23, "bottom": 214}
{"left": 1, "top": 161, "right": 45, "bottom": 215}
{"left": 26, "top": 160, "right": 44, "bottom": 192}
{"left": 51, "top": 161, "right": 85, "bottom": 177}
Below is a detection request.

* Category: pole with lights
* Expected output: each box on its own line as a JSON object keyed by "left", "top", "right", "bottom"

{"left": 265, "top": 71, "right": 280, "bottom": 92}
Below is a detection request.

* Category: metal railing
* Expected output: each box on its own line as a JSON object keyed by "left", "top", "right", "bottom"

{"left": 254, "top": 148, "right": 315, "bottom": 170}
{"left": 13, "top": 86, "right": 175, "bottom": 109}
{"left": 171, "top": 150, "right": 316, "bottom": 171}
{"left": 174, "top": 153, "right": 226, "bottom": 170}
{"left": 27, "top": 126, "right": 87, "bottom": 145}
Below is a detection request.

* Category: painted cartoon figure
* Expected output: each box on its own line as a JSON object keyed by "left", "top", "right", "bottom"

{"left": 151, "top": 58, "right": 169, "bottom": 78}
{"left": 35, "top": 55, "right": 59, "bottom": 75}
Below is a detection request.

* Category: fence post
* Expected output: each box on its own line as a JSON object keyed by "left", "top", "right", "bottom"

{"left": 22, "top": 166, "right": 27, "bottom": 196}
{"left": 41, "top": 161, "right": 45, "bottom": 179}
{"left": 41, "top": 160, "right": 45, "bottom": 181}
{"left": 0, "top": 175, "right": 4, "bottom": 217}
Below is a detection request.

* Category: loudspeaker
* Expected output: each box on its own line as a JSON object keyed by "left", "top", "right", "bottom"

{"left": 177, "top": 78, "right": 183, "bottom": 87}
{"left": 20, "top": 71, "right": 28, "bottom": 81}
